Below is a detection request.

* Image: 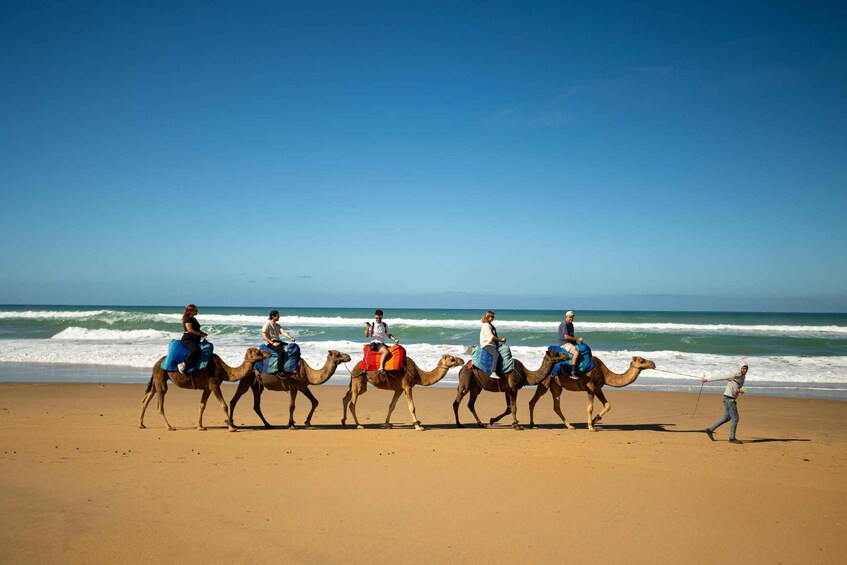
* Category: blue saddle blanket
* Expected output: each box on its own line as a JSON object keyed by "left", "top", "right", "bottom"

{"left": 548, "top": 342, "right": 594, "bottom": 376}
{"left": 471, "top": 343, "right": 515, "bottom": 374}
{"left": 255, "top": 343, "right": 301, "bottom": 374}
{"left": 161, "top": 340, "right": 214, "bottom": 373}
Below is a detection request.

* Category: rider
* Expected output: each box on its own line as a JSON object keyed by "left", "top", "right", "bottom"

{"left": 480, "top": 310, "right": 508, "bottom": 377}
{"left": 557, "top": 311, "right": 583, "bottom": 377}
{"left": 179, "top": 304, "right": 207, "bottom": 374}
{"left": 262, "top": 310, "right": 296, "bottom": 374}
{"left": 365, "top": 309, "right": 399, "bottom": 376}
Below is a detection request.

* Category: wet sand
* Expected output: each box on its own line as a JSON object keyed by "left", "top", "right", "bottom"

{"left": 0, "top": 382, "right": 844, "bottom": 564}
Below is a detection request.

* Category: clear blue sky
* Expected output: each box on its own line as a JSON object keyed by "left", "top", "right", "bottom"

{"left": 2, "top": 1, "right": 845, "bottom": 311}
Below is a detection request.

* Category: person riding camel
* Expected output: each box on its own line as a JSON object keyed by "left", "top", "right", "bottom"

{"left": 365, "top": 309, "right": 399, "bottom": 376}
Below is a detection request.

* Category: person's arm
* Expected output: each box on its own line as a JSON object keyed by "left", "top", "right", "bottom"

{"left": 261, "top": 326, "right": 273, "bottom": 345}
{"left": 564, "top": 327, "right": 582, "bottom": 344}
{"left": 184, "top": 320, "right": 205, "bottom": 337}
{"left": 385, "top": 324, "right": 399, "bottom": 343}
{"left": 364, "top": 322, "right": 372, "bottom": 337}
{"left": 701, "top": 372, "right": 736, "bottom": 383}
{"left": 280, "top": 326, "right": 295, "bottom": 342}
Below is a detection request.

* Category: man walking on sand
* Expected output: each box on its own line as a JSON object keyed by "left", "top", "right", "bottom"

{"left": 702, "top": 362, "right": 748, "bottom": 444}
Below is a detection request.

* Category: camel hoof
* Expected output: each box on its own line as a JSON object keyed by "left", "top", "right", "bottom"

{"left": 167, "top": 427, "right": 176, "bottom": 431}
{"left": 566, "top": 424, "right": 576, "bottom": 430}
{"left": 588, "top": 427, "right": 598, "bottom": 432}
{"left": 228, "top": 427, "right": 238, "bottom": 433}
{"left": 513, "top": 425, "right": 524, "bottom": 431}
{"left": 288, "top": 425, "right": 297, "bottom": 430}
{"left": 138, "top": 424, "right": 146, "bottom": 429}
{"left": 383, "top": 423, "right": 393, "bottom": 429}
{"left": 415, "top": 425, "right": 425, "bottom": 431}
{"left": 593, "top": 416, "right": 603, "bottom": 424}
{"left": 197, "top": 426, "right": 207, "bottom": 431}
{"left": 356, "top": 425, "right": 365, "bottom": 430}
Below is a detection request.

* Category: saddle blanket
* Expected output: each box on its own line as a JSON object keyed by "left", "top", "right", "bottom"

{"left": 548, "top": 342, "right": 595, "bottom": 376}
{"left": 254, "top": 342, "right": 301, "bottom": 374}
{"left": 359, "top": 343, "right": 406, "bottom": 372}
{"left": 161, "top": 340, "right": 214, "bottom": 373}
{"left": 470, "top": 343, "right": 514, "bottom": 374}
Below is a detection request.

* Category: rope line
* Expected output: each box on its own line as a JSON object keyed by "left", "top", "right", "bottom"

{"left": 650, "top": 368, "right": 703, "bottom": 379}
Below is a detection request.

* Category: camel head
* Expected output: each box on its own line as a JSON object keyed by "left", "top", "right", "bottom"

{"left": 246, "top": 347, "right": 273, "bottom": 363}
{"left": 329, "top": 350, "right": 352, "bottom": 364}
{"left": 631, "top": 356, "right": 656, "bottom": 371}
{"left": 439, "top": 354, "right": 465, "bottom": 369}
{"left": 545, "top": 349, "right": 570, "bottom": 364}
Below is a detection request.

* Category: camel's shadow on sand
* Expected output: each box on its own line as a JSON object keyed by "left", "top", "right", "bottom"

{"left": 195, "top": 422, "right": 812, "bottom": 442}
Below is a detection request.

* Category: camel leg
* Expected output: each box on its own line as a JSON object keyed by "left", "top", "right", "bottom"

{"left": 466, "top": 387, "right": 486, "bottom": 428}
{"left": 209, "top": 382, "right": 236, "bottom": 432}
{"left": 197, "top": 389, "right": 212, "bottom": 431}
{"left": 251, "top": 383, "right": 273, "bottom": 428}
{"left": 402, "top": 385, "right": 424, "bottom": 431}
{"left": 300, "top": 387, "right": 319, "bottom": 427}
{"left": 586, "top": 392, "right": 598, "bottom": 432}
{"left": 139, "top": 388, "right": 156, "bottom": 429}
{"left": 156, "top": 381, "right": 175, "bottom": 431}
{"left": 551, "top": 385, "right": 575, "bottom": 430}
{"left": 341, "top": 385, "right": 352, "bottom": 427}
{"left": 452, "top": 386, "right": 469, "bottom": 427}
{"left": 348, "top": 387, "right": 365, "bottom": 429}
{"left": 527, "top": 383, "right": 548, "bottom": 428}
{"left": 287, "top": 388, "right": 299, "bottom": 429}
{"left": 592, "top": 388, "right": 611, "bottom": 426}
{"left": 489, "top": 392, "right": 512, "bottom": 426}
{"left": 509, "top": 391, "right": 523, "bottom": 430}
{"left": 228, "top": 377, "right": 252, "bottom": 429}
{"left": 384, "top": 389, "right": 403, "bottom": 429}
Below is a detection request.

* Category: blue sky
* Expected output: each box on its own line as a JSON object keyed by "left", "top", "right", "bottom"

{"left": 1, "top": 1, "right": 845, "bottom": 311}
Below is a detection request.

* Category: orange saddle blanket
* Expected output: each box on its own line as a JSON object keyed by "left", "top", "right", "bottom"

{"left": 359, "top": 344, "right": 406, "bottom": 371}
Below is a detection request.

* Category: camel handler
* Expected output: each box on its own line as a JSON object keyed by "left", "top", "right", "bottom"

{"left": 365, "top": 309, "right": 399, "bottom": 376}
{"left": 557, "top": 311, "right": 583, "bottom": 377}
{"left": 701, "top": 362, "right": 748, "bottom": 444}
{"left": 262, "top": 310, "right": 296, "bottom": 374}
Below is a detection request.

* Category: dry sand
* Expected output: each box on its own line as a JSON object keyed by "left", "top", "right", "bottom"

{"left": 0, "top": 381, "right": 845, "bottom": 564}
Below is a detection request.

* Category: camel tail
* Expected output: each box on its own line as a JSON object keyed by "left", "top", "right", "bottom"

{"left": 144, "top": 373, "right": 154, "bottom": 394}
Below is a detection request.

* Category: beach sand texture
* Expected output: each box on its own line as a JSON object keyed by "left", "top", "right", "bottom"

{"left": 0, "top": 382, "right": 844, "bottom": 564}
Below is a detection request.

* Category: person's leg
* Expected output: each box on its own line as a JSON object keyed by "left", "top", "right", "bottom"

{"left": 378, "top": 345, "right": 391, "bottom": 372}
{"left": 269, "top": 342, "right": 286, "bottom": 374}
{"left": 564, "top": 344, "right": 579, "bottom": 376}
{"left": 483, "top": 345, "right": 501, "bottom": 377}
{"left": 182, "top": 339, "right": 201, "bottom": 369}
{"left": 727, "top": 398, "right": 740, "bottom": 440}
{"left": 708, "top": 397, "right": 732, "bottom": 431}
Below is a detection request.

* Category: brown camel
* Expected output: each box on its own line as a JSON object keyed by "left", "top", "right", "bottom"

{"left": 139, "top": 347, "right": 270, "bottom": 432}
{"left": 341, "top": 354, "right": 465, "bottom": 430}
{"left": 228, "top": 350, "right": 352, "bottom": 429}
{"left": 452, "top": 349, "right": 568, "bottom": 430}
{"left": 527, "top": 355, "right": 656, "bottom": 431}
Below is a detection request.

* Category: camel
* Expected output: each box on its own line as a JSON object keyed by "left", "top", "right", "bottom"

{"left": 139, "top": 347, "right": 270, "bottom": 432}
{"left": 341, "top": 354, "right": 465, "bottom": 431}
{"left": 228, "top": 350, "right": 352, "bottom": 429}
{"left": 527, "top": 355, "right": 656, "bottom": 431}
{"left": 452, "top": 349, "right": 568, "bottom": 430}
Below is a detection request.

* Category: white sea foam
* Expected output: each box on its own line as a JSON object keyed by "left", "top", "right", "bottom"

{"left": 51, "top": 327, "right": 174, "bottom": 341}
{"left": 3, "top": 309, "right": 846, "bottom": 337}
{"left": 1, "top": 334, "right": 846, "bottom": 385}
{"left": 0, "top": 310, "right": 114, "bottom": 319}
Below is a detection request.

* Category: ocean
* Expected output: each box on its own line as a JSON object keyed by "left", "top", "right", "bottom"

{"left": 1, "top": 305, "right": 846, "bottom": 399}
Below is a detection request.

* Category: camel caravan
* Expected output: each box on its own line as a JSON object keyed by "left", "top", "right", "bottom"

{"left": 138, "top": 306, "right": 656, "bottom": 432}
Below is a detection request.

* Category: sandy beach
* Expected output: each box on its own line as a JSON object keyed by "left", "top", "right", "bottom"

{"left": 0, "top": 382, "right": 844, "bottom": 564}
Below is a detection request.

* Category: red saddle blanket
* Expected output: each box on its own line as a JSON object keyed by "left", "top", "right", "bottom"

{"left": 359, "top": 344, "right": 406, "bottom": 372}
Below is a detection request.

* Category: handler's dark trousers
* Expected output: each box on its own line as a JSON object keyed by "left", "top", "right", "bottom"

{"left": 708, "top": 396, "right": 740, "bottom": 440}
